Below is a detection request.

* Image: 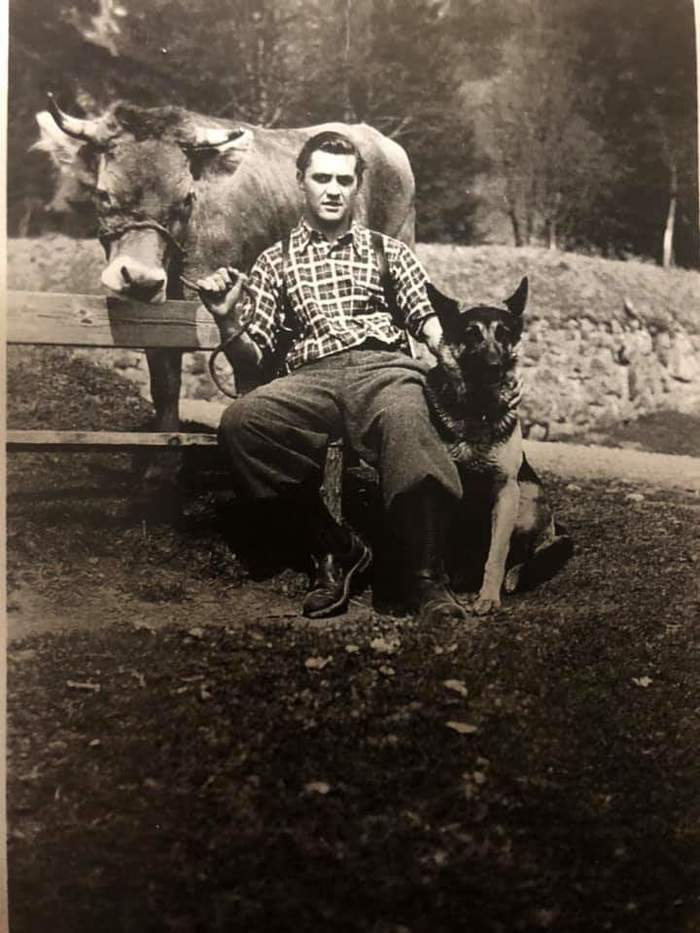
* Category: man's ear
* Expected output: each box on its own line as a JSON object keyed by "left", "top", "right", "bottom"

{"left": 426, "top": 282, "right": 462, "bottom": 333}
{"left": 504, "top": 276, "right": 528, "bottom": 317}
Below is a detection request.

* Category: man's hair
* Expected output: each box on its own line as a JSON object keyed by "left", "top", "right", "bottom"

{"left": 296, "top": 131, "right": 366, "bottom": 182}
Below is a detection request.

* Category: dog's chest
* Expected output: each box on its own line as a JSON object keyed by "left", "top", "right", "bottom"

{"left": 448, "top": 433, "right": 514, "bottom": 477}
{"left": 439, "top": 409, "right": 524, "bottom": 480}
{"left": 425, "top": 365, "right": 523, "bottom": 475}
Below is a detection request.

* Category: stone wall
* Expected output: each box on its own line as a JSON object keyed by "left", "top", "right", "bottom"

{"left": 85, "top": 309, "right": 700, "bottom": 440}
{"left": 519, "top": 309, "right": 700, "bottom": 440}
{"left": 8, "top": 237, "right": 700, "bottom": 435}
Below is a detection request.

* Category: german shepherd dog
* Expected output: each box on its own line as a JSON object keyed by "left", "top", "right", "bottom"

{"left": 426, "top": 277, "right": 573, "bottom": 615}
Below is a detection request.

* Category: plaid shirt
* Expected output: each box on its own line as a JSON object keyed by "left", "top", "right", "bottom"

{"left": 239, "top": 219, "right": 435, "bottom": 371}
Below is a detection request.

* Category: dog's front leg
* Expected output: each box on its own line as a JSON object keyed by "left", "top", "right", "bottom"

{"left": 473, "top": 478, "right": 520, "bottom": 615}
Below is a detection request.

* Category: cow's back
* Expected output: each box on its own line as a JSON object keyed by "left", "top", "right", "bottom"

{"left": 185, "top": 121, "right": 415, "bottom": 278}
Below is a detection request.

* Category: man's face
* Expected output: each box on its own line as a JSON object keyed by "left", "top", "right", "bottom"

{"left": 299, "top": 150, "right": 360, "bottom": 231}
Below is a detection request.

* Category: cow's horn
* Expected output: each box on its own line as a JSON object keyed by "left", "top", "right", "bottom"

{"left": 46, "top": 92, "right": 105, "bottom": 143}
{"left": 188, "top": 125, "right": 249, "bottom": 151}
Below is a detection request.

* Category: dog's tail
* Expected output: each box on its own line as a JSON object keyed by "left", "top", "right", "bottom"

{"left": 506, "top": 533, "right": 574, "bottom": 593}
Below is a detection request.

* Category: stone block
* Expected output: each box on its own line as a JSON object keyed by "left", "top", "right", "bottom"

{"left": 667, "top": 333, "right": 699, "bottom": 383}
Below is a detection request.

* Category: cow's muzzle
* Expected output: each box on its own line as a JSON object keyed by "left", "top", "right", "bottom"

{"left": 102, "top": 257, "right": 167, "bottom": 303}
{"left": 99, "top": 217, "right": 187, "bottom": 303}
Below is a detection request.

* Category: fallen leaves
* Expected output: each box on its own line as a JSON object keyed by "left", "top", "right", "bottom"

{"left": 66, "top": 680, "right": 101, "bottom": 693}
{"left": 305, "top": 656, "right": 333, "bottom": 671}
{"left": 443, "top": 679, "right": 469, "bottom": 697}
{"left": 631, "top": 676, "right": 653, "bottom": 688}
{"left": 433, "top": 643, "right": 459, "bottom": 655}
{"left": 370, "top": 637, "right": 400, "bottom": 655}
{"left": 445, "top": 721, "right": 479, "bottom": 735}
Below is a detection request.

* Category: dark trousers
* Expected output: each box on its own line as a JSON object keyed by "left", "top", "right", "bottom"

{"left": 218, "top": 347, "right": 462, "bottom": 509}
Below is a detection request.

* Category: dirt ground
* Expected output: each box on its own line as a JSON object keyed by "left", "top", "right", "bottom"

{"left": 6, "top": 349, "right": 700, "bottom": 933}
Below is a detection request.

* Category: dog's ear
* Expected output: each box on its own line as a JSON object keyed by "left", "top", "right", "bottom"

{"left": 504, "top": 277, "right": 528, "bottom": 317}
{"left": 426, "top": 282, "right": 461, "bottom": 333}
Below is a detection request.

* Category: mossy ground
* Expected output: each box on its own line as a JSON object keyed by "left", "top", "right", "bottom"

{"left": 7, "top": 348, "right": 700, "bottom": 932}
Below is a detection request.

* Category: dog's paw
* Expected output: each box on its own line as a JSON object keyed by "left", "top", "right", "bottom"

{"left": 448, "top": 440, "right": 473, "bottom": 462}
{"left": 472, "top": 593, "right": 502, "bottom": 616}
{"left": 504, "top": 564, "right": 523, "bottom": 594}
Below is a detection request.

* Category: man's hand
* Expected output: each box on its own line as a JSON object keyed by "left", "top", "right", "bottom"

{"left": 419, "top": 314, "right": 444, "bottom": 357}
{"left": 196, "top": 266, "right": 248, "bottom": 318}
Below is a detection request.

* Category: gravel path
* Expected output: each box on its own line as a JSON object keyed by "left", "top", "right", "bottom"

{"left": 180, "top": 400, "right": 700, "bottom": 493}
{"left": 525, "top": 440, "right": 700, "bottom": 493}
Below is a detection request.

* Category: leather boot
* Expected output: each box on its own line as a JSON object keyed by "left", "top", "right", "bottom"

{"left": 391, "top": 480, "right": 467, "bottom": 625}
{"left": 302, "top": 500, "right": 372, "bottom": 619}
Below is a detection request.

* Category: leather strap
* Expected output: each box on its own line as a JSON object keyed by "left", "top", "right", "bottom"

{"left": 98, "top": 218, "right": 187, "bottom": 259}
{"left": 370, "top": 231, "right": 402, "bottom": 328}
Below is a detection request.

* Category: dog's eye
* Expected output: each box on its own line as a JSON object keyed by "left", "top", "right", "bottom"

{"left": 465, "top": 325, "right": 483, "bottom": 343}
{"left": 95, "top": 188, "right": 112, "bottom": 206}
{"left": 494, "top": 325, "right": 510, "bottom": 343}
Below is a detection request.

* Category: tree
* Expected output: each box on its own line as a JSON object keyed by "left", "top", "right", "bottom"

{"left": 468, "top": 0, "right": 618, "bottom": 251}
{"left": 573, "top": 0, "right": 698, "bottom": 266}
{"left": 322, "top": 0, "right": 482, "bottom": 242}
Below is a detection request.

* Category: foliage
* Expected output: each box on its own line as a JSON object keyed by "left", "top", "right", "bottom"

{"left": 6, "top": 0, "right": 698, "bottom": 264}
{"left": 475, "top": 26, "right": 616, "bottom": 250}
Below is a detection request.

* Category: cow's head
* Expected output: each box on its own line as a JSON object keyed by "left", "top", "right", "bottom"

{"left": 35, "top": 95, "right": 252, "bottom": 302}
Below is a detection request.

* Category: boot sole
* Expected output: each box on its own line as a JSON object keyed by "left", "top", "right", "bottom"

{"left": 304, "top": 545, "right": 373, "bottom": 619}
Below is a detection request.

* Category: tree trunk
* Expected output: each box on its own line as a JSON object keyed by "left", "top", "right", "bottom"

{"left": 507, "top": 204, "right": 524, "bottom": 247}
{"left": 342, "top": 0, "right": 356, "bottom": 123}
{"left": 662, "top": 158, "right": 677, "bottom": 268}
{"left": 545, "top": 218, "right": 557, "bottom": 250}
{"left": 545, "top": 192, "right": 562, "bottom": 250}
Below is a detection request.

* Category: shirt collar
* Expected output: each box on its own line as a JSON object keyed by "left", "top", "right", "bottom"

{"left": 294, "top": 218, "right": 368, "bottom": 258}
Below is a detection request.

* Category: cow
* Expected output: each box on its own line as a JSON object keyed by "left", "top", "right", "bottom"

{"left": 34, "top": 95, "right": 417, "bottom": 492}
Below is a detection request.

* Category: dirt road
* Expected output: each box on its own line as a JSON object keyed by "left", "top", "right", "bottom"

{"left": 525, "top": 439, "right": 700, "bottom": 492}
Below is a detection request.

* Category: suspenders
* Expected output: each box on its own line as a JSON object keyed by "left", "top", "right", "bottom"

{"left": 263, "top": 234, "right": 296, "bottom": 380}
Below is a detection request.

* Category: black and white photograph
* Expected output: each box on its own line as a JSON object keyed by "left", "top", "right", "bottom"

{"left": 4, "top": 0, "right": 700, "bottom": 930}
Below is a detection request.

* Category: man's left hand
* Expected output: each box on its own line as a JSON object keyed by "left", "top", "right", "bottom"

{"left": 420, "top": 315, "right": 444, "bottom": 357}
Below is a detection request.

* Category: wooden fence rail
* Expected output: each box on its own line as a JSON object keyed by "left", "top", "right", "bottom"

{"left": 7, "top": 289, "right": 220, "bottom": 349}
{"left": 6, "top": 289, "right": 345, "bottom": 518}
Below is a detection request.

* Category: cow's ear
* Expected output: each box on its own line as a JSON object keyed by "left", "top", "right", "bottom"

{"left": 184, "top": 126, "right": 253, "bottom": 155}
{"left": 33, "top": 111, "right": 99, "bottom": 212}
{"left": 426, "top": 282, "right": 461, "bottom": 332}
{"left": 33, "top": 111, "right": 85, "bottom": 166}
{"left": 504, "top": 276, "right": 528, "bottom": 317}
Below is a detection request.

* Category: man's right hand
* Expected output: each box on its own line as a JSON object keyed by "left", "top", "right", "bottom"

{"left": 196, "top": 266, "right": 248, "bottom": 318}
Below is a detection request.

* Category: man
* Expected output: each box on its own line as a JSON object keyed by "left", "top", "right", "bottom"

{"left": 197, "top": 130, "right": 466, "bottom": 624}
